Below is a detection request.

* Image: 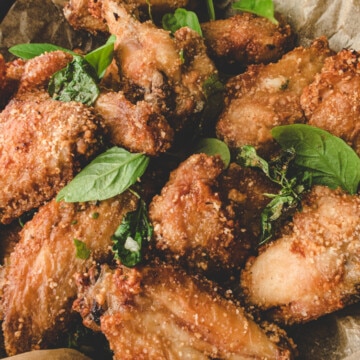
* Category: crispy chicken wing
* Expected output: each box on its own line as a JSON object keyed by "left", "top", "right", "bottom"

{"left": 95, "top": 91, "right": 174, "bottom": 155}
{"left": 1, "top": 192, "right": 138, "bottom": 356}
{"left": 149, "top": 154, "right": 251, "bottom": 275}
{"left": 300, "top": 49, "right": 360, "bottom": 155}
{"left": 216, "top": 37, "right": 333, "bottom": 155}
{"left": 73, "top": 262, "right": 296, "bottom": 359}
{"left": 240, "top": 186, "right": 360, "bottom": 325}
{"left": 201, "top": 13, "right": 295, "bottom": 72}
{"left": 0, "top": 91, "right": 104, "bottom": 224}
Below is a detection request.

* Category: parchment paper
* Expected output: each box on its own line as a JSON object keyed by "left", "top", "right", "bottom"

{"left": 0, "top": 1, "right": 360, "bottom": 359}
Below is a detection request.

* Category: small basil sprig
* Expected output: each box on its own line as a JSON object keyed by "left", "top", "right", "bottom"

{"left": 56, "top": 146, "right": 149, "bottom": 203}
{"left": 232, "top": 0, "right": 278, "bottom": 25}
{"left": 237, "top": 124, "right": 360, "bottom": 244}
{"left": 73, "top": 238, "right": 91, "bottom": 260}
{"left": 112, "top": 197, "right": 153, "bottom": 267}
{"left": 272, "top": 124, "right": 360, "bottom": 195}
{"left": 162, "top": 8, "right": 202, "bottom": 36}
{"left": 9, "top": 35, "right": 116, "bottom": 105}
{"left": 237, "top": 145, "right": 310, "bottom": 245}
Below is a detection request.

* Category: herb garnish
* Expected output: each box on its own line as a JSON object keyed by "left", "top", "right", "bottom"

{"left": 162, "top": 8, "right": 203, "bottom": 36}
{"left": 73, "top": 238, "right": 91, "bottom": 260}
{"left": 194, "top": 138, "right": 231, "bottom": 168}
{"left": 232, "top": 0, "right": 278, "bottom": 25}
{"left": 237, "top": 124, "right": 360, "bottom": 244}
{"left": 9, "top": 35, "right": 116, "bottom": 105}
{"left": 56, "top": 147, "right": 149, "bottom": 203}
{"left": 112, "top": 197, "right": 153, "bottom": 267}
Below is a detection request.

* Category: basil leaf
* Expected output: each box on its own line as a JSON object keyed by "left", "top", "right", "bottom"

{"left": 236, "top": 145, "right": 270, "bottom": 177}
{"left": 112, "top": 199, "right": 153, "bottom": 267}
{"left": 56, "top": 147, "right": 150, "bottom": 202}
{"left": 84, "top": 35, "right": 116, "bottom": 78}
{"left": 74, "top": 239, "right": 91, "bottom": 260}
{"left": 8, "top": 43, "right": 75, "bottom": 59}
{"left": 272, "top": 124, "right": 360, "bottom": 194}
{"left": 232, "top": 0, "right": 278, "bottom": 25}
{"left": 48, "top": 56, "right": 100, "bottom": 105}
{"left": 162, "top": 8, "right": 203, "bottom": 36}
{"left": 194, "top": 138, "right": 231, "bottom": 168}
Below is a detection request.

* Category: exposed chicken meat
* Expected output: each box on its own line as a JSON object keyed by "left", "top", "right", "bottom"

{"left": 73, "top": 262, "right": 296, "bottom": 359}
{"left": 240, "top": 186, "right": 360, "bottom": 325}
{"left": 300, "top": 49, "right": 360, "bottom": 155}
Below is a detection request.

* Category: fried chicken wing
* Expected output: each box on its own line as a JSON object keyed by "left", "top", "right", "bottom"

{"left": 73, "top": 262, "right": 296, "bottom": 359}
{"left": 300, "top": 49, "right": 360, "bottom": 155}
{"left": 240, "top": 186, "right": 360, "bottom": 325}
{"left": 216, "top": 37, "right": 333, "bottom": 155}
{"left": 1, "top": 192, "right": 138, "bottom": 356}
{"left": 0, "top": 92, "right": 104, "bottom": 224}
{"left": 149, "top": 154, "right": 252, "bottom": 275}
{"left": 95, "top": 91, "right": 174, "bottom": 155}
{"left": 201, "top": 13, "right": 295, "bottom": 72}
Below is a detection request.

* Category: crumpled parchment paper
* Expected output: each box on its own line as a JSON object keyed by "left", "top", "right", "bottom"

{"left": 1, "top": 1, "right": 360, "bottom": 359}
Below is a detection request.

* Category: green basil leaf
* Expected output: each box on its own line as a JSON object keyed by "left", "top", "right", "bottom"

{"left": 162, "top": 8, "right": 203, "bottom": 36}
{"left": 84, "top": 35, "right": 116, "bottom": 78}
{"left": 194, "top": 138, "right": 231, "bottom": 168}
{"left": 112, "top": 199, "right": 153, "bottom": 267}
{"left": 8, "top": 43, "right": 75, "bottom": 59}
{"left": 232, "top": 0, "right": 278, "bottom": 25}
{"left": 56, "top": 147, "right": 150, "bottom": 202}
{"left": 272, "top": 124, "right": 360, "bottom": 194}
{"left": 74, "top": 238, "right": 91, "bottom": 260}
{"left": 48, "top": 56, "right": 100, "bottom": 105}
{"left": 236, "top": 145, "right": 270, "bottom": 177}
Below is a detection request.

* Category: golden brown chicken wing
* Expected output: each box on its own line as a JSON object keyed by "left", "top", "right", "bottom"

{"left": 0, "top": 92, "right": 104, "bottom": 224}
{"left": 240, "top": 186, "right": 360, "bottom": 325}
{"left": 300, "top": 49, "right": 360, "bottom": 155}
{"left": 149, "top": 153, "right": 251, "bottom": 275}
{"left": 73, "top": 262, "right": 296, "bottom": 359}
{"left": 216, "top": 37, "right": 333, "bottom": 156}
{"left": 201, "top": 12, "right": 296, "bottom": 72}
{"left": 1, "top": 192, "right": 138, "bottom": 356}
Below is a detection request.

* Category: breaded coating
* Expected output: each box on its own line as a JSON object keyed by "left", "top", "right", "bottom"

{"left": 201, "top": 13, "right": 296, "bottom": 71}
{"left": 73, "top": 262, "right": 296, "bottom": 359}
{"left": 95, "top": 91, "right": 174, "bottom": 155}
{"left": 1, "top": 192, "right": 138, "bottom": 356}
{"left": 216, "top": 37, "right": 333, "bottom": 155}
{"left": 0, "top": 92, "right": 103, "bottom": 224}
{"left": 149, "top": 154, "right": 251, "bottom": 274}
{"left": 300, "top": 49, "right": 360, "bottom": 155}
{"left": 240, "top": 186, "right": 360, "bottom": 325}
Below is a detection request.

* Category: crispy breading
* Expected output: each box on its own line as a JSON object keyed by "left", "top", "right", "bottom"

{"left": 95, "top": 91, "right": 174, "bottom": 155}
{"left": 216, "top": 37, "right": 333, "bottom": 155}
{"left": 73, "top": 262, "right": 296, "bottom": 359}
{"left": 0, "top": 92, "right": 104, "bottom": 224}
{"left": 149, "top": 154, "right": 252, "bottom": 275}
{"left": 1, "top": 192, "right": 138, "bottom": 356}
{"left": 201, "top": 13, "right": 296, "bottom": 71}
{"left": 240, "top": 186, "right": 360, "bottom": 325}
{"left": 300, "top": 49, "right": 360, "bottom": 155}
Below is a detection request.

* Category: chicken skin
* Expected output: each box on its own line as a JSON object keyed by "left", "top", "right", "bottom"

{"left": 0, "top": 91, "right": 103, "bottom": 224}
{"left": 73, "top": 262, "right": 296, "bottom": 359}
{"left": 240, "top": 186, "right": 360, "bottom": 325}
{"left": 1, "top": 192, "right": 138, "bottom": 356}
{"left": 216, "top": 37, "right": 333, "bottom": 156}
{"left": 201, "top": 12, "right": 296, "bottom": 72}
{"left": 149, "top": 154, "right": 252, "bottom": 275}
{"left": 300, "top": 49, "right": 360, "bottom": 155}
